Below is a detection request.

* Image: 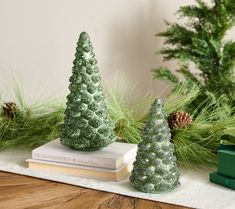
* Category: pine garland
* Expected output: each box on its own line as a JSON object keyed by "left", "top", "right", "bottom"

{"left": 1, "top": 81, "right": 235, "bottom": 168}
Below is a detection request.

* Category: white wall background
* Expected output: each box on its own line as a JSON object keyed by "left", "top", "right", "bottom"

{"left": 0, "top": 0, "right": 224, "bottom": 103}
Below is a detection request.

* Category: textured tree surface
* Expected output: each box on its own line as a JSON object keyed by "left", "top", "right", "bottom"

{"left": 60, "top": 32, "right": 116, "bottom": 151}
{"left": 130, "top": 99, "right": 180, "bottom": 193}
{"left": 153, "top": 0, "right": 235, "bottom": 106}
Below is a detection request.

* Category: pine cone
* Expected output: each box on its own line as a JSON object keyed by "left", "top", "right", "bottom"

{"left": 2, "top": 102, "right": 17, "bottom": 119}
{"left": 168, "top": 111, "right": 192, "bottom": 129}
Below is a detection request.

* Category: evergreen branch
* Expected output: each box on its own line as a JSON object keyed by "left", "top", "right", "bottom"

{"left": 209, "top": 38, "right": 221, "bottom": 55}
{"left": 178, "top": 1, "right": 209, "bottom": 19}
{"left": 160, "top": 47, "right": 196, "bottom": 62}
{"left": 131, "top": 91, "right": 155, "bottom": 122}
{"left": 213, "top": 1, "right": 234, "bottom": 37}
{"left": 165, "top": 81, "right": 200, "bottom": 115}
{"left": 170, "top": 91, "right": 235, "bottom": 167}
{"left": 155, "top": 0, "right": 235, "bottom": 104}
{"left": 13, "top": 80, "right": 28, "bottom": 111}
{"left": 176, "top": 65, "right": 201, "bottom": 85}
{"left": 222, "top": 41, "right": 235, "bottom": 73}
{"left": 106, "top": 84, "right": 153, "bottom": 144}
{"left": 157, "top": 24, "right": 194, "bottom": 46}
{"left": 195, "top": 0, "right": 210, "bottom": 10}
{"left": 0, "top": 101, "right": 64, "bottom": 150}
{"left": 191, "top": 37, "right": 210, "bottom": 56}
{"left": 173, "top": 133, "right": 216, "bottom": 167}
{"left": 226, "top": 0, "right": 235, "bottom": 15}
{"left": 152, "top": 66, "right": 179, "bottom": 84}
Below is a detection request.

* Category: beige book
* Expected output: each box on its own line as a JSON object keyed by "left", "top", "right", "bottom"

{"left": 32, "top": 139, "right": 137, "bottom": 169}
{"left": 27, "top": 159, "right": 133, "bottom": 181}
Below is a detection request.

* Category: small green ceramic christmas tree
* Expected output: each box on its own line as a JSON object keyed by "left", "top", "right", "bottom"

{"left": 60, "top": 32, "right": 116, "bottom": 151}
{"left": 130, "top": 99, "right": 180, "bottom": 193}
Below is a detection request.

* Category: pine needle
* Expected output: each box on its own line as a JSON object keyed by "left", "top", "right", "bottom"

{"left": 165, "top": 82, "right": 200, "bottom": 114}
{"left": 106, "top": 85, "right": 154, "bottom": 143}
{"left": 0, "top": 87, "right": 65, "bottom": 150}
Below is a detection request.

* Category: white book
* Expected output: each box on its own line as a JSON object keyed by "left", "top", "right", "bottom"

{"left": 32, "top": 139, "right": 137, "bottom": 169}
{"left": 27, "top": 159, "right": 133, "bottom": 181}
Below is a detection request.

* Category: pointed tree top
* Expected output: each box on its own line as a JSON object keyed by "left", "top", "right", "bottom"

{"left": 77, "top": 32, "right": 92, "bottom": 52}
{"left": 79, "top": 32, "right": 90, "bottom": 42}
{"left": 152, "top": 99, "right": 163, "bottom": 107}
{"left": 148, "top": 99, "right": 164, "bottom": 115}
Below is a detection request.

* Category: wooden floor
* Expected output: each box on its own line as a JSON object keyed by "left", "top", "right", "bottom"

{"left": 0, "top": 171, "right": 191, "bottom": 209}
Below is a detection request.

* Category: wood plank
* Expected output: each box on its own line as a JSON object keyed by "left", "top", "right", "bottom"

{"left": 0, "top": 171, "right": 192, "bottom": 209}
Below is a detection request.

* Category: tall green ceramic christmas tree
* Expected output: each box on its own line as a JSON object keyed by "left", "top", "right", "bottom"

{"left": 130, "top": 99, "right": 180, "bottom": 193}
{"left": 60, "top": 32, "right": 116, "bottom": 151}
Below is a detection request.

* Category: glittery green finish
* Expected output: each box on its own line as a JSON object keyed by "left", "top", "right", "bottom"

{"left": 60, "top": 32, "right": 116, "bottom": 151}
{"left": 130, "top": 99, "right": 180, "bottom": 193}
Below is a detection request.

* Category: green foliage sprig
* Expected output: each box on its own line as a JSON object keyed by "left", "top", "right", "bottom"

{"left": 153, "top": 0, "right": 235, "bottom": 106}
{"left": 171, "top": 94, "right": 235, "bottom": 167}
{"left": 106, "top": 85, "right": 154, "bottom": 144}
{"left": 0, "top": 88, "right": 64, "bottom": 150}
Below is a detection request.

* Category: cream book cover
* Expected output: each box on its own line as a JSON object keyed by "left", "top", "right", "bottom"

{"left": 32, "top": 139, "right": 137, "bottom": 169}
{"left": 27, "top": 159, "right": 133, "bottom": 181}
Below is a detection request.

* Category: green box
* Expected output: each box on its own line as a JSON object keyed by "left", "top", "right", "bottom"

{"left": 210, "top": 172, "right": 235, "bottom": 190}
{"left": 217, "top": 150, "right": 235, "bottom": 178}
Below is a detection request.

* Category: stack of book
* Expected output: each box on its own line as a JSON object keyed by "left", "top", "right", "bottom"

{"left": 27, "top": 139, "right": 137, "bottom": 181}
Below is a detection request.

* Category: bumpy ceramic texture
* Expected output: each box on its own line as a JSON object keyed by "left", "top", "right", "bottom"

{"left": 60, "top": 32, "right": 116, "bottom": 151}
{"left": 130, "top": 99, "right": 180, "bottom": 193}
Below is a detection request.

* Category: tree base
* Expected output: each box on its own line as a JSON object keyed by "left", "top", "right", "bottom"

{"left": 130, "top": 182, "right": 181, "bottom": 194}
{"left": 60, "top": 137, "right": 116, "bottom": 151}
